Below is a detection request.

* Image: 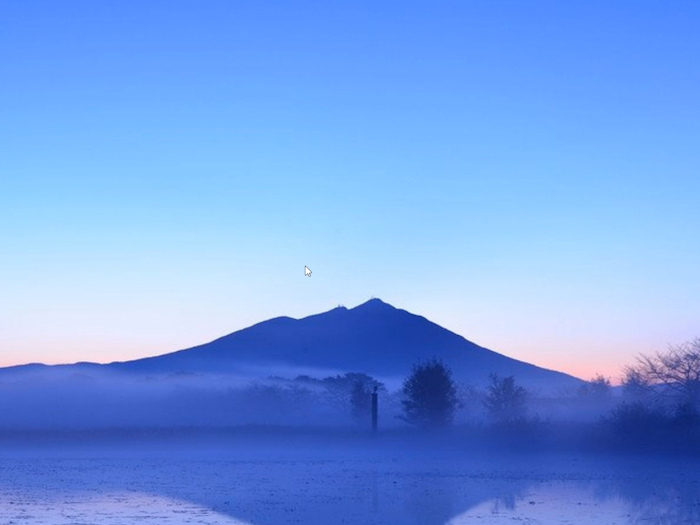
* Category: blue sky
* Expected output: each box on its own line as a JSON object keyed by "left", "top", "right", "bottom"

{"left": 2, "top": 1, "right": 698, "bottom": 379}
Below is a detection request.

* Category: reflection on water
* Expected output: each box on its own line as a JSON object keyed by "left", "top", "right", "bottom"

{"left": 450, "top": 479, "right": 700, "bottom": 525}
{"left": 596, "top": 475, "right": 700, "bottom": 525}
{"left": 449, "top": 484, "right": 631, "bottom": 524}
{"left": 0, "top": 453, "right": 697, "bottom": 525}
{"left": 0, "top": 491, "right": 254, "bottom": 525}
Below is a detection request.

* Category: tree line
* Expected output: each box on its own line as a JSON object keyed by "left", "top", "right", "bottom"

{"left": 237, "top": 337, "right": 700, "bottom": 442}
{"left": 399, "top": 359, "right": 529, "bottom": 428}
{"left": 398, "top": 337, "right": 700, "bottom": 440}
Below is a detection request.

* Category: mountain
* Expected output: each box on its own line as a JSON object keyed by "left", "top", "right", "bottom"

{"left": 0, "top": 299, "right": 584, "bottom": 428}
{"left": 103, "top": 298, "right": 581, "bottom": 392}
{"left": 0, "top": 299, "right": 582, "bottom": 392}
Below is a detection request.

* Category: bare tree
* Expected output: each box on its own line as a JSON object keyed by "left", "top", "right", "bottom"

{"left": 623, "top": 338, "right": 700, "bottom": 409}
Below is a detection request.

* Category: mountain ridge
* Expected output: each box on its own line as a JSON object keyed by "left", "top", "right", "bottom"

{"left": 114, "top": 299, "right": 582, "bottom": 391}
{"left": 0, "top": 299, "right": 583, "bottom": 392}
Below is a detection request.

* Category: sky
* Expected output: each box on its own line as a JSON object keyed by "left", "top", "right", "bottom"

{"left": 1, "top": 1, "right": 698, "bottom": 380}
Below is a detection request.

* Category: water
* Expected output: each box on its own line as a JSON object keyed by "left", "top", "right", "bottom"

{"left": 0, "top": 450, "right": 698, "bottom": 524}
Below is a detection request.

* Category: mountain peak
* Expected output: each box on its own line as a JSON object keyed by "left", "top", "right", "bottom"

{"left": 352, "top": 298, "right": 395, "bottom": 311}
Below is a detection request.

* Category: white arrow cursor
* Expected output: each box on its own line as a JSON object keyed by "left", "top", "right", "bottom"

{"left": 304, "top": 266, "right": 312, "bottom": 277}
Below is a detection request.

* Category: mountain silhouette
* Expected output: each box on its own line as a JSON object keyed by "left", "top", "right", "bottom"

{"left": 0, "top": 299, "right": 584, "bottom": 428}
{"left": 103, "top": 298, "right": 581, "bottom": 391}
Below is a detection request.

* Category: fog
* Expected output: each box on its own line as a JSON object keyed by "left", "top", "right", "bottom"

{"left": 0, "top": 366, "right": 404, "bottom": 429}
{"left": 0, "top": 366, "right": 669, "bottom": 432}
{"left": 0, "top": 365, "right": 694, "bottom": 458}
{"left": 0, "top": 365, "right": 698, "bottom": 525}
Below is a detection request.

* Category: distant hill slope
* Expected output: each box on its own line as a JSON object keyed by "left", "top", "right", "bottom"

{"left": 102, "top": 298, "right": 582, "bottom": 392}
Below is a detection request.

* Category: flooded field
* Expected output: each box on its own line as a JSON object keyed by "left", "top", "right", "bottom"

{"left": 0, "top": 441, "right": 698, "bottom": 525}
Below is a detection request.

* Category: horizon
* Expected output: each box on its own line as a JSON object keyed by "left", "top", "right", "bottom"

{"left": 2, "top": 1, "right": 699, "bottom": 382}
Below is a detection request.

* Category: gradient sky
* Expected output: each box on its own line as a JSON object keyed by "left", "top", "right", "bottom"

{"left": 2, "top": 1, "right": 698, "bottom": 381}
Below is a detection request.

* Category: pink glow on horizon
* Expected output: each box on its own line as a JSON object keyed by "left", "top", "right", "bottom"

{"left": 0, "top": 336, "right": 630, "bottom": 385}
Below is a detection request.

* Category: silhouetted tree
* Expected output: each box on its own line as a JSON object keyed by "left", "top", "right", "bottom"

{"left": 621, "top": 367, "right": 651, "bottom": 401}
{"left": 623, "top": 338, "right": 700, "bottom": 415}
{"left": 297, "top": 372, "right": 383, "bottom": 419}
{"left": 483, "top": 373, "right": 528, "bottom": 424}
{"left": 400, "top": 359, "right": 458, "bottom": 428}
{"left": 578, "top": 374, "right": 612, "bottom": 400}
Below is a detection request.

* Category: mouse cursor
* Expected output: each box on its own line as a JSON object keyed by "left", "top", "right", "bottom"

{"left": 304, "top": 266, "right": 312, "bottom": 277}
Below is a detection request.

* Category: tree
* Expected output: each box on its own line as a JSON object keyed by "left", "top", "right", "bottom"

{"left": 622, "top": 338, "right": 700, "bottom": 411}
{"left": 346, "top": 374, "right": 384, "bottom": 422}
{"left": 483, "top": 374, "right": 528, "bottom": 424}
{"left": 401, "top": 359, "right": 458, "bottom": 428}
{"left": 578, "top": 374, "right": 612, "bottom": 400}
{"left": 296, "top": 372, "right": 383, "bottom": 420}
{"left": 621, "top": 367, "right": 650, "bottom": 401}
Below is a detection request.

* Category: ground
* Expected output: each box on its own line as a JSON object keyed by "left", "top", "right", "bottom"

{"left": 0, "top": 432, "right": 697, "bottom": 525}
